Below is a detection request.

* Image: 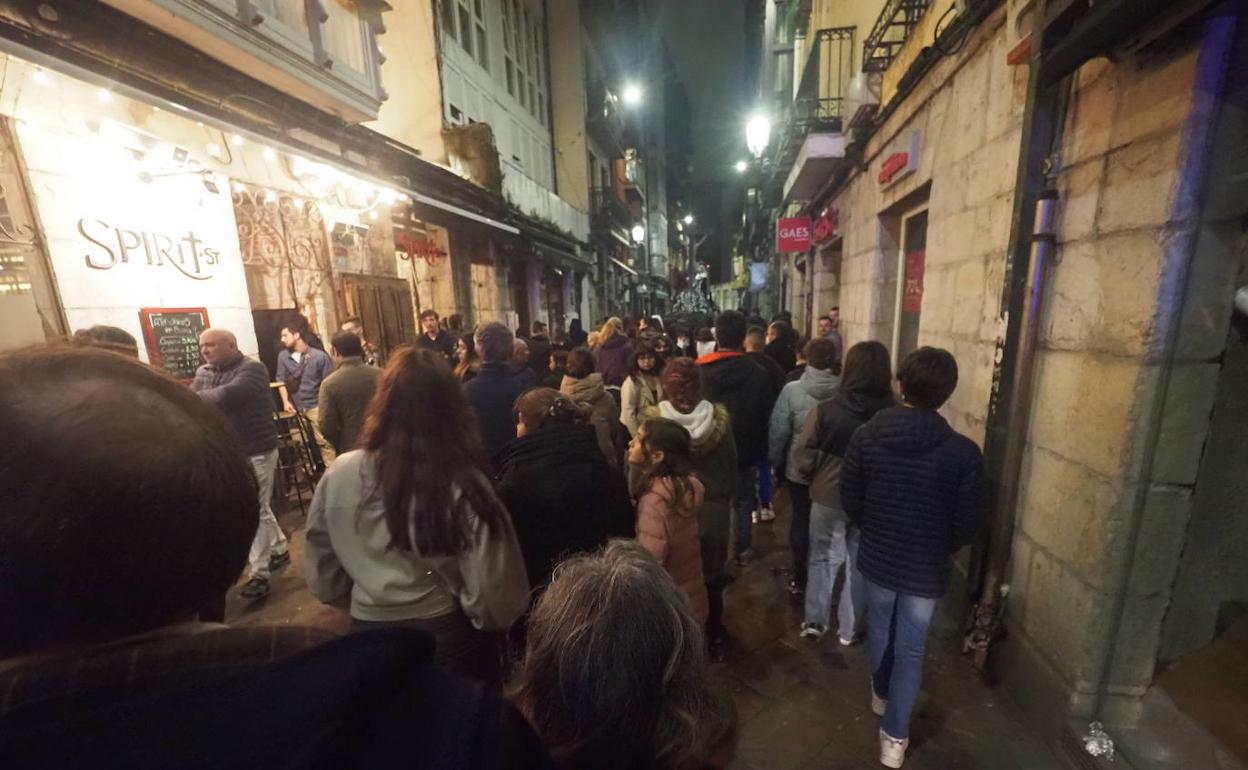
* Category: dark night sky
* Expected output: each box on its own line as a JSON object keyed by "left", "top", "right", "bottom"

{"left": 657, "top": 0, "right": 750, "bottom": 184}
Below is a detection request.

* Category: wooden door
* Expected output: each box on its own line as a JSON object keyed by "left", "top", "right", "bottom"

{"left": 340, "top": 274, "right": 417, "bottom": 365}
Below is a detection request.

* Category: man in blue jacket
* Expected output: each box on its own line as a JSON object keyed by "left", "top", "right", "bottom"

{"left": 840, "top": 346, "right": 983, "bottom": 769}
{"left": 277, "top": 321, "right": 336, "bottom": 467}
{"left": 193, "top": 328, "right": 287, "bottom": 600}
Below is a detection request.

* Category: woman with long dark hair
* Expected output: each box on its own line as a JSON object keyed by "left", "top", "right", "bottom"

{"left": 453, "top": 332, "right": 481, "bottom": 383}
{"left": 793, "top": 341, "right": 896, "bottom": 645}
{"left": 619, "top": 342, "right": 663, "bottom": 437}
{"left": 304, "top": 347, "right": 529, "bottom": 680}
{"left": 629, "top": 418, "right": 708, "bottom": 624}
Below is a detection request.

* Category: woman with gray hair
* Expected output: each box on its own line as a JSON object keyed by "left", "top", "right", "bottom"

{"left": 509, "top": 540, "right": 737, "bottom": 770}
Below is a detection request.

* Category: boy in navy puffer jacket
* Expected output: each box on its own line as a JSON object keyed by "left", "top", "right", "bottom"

{"left": 840, "top": 347, "right": 983, "bottom": 769}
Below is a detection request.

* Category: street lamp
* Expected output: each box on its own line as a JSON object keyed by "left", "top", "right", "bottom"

{"left": 734, "top": 160, "right": 749, "bottom": 173}
{"left": 622, "top": 83, "right": 643, "bottom": 106}
{"left": 746, "top": 113, "right": 771, "bottom": 159}
{"left": 631, "top": 224, "right": 646, "bottom": 243}
{"left": 683, "top": 214, "right": 694, "bottom": 225}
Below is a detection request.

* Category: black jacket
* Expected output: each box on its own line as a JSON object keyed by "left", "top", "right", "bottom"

{"left": 417, "top": 329, "right": 458, "bottom": 361}
{"left": 527, "top": 334, "right": 552, "bottom": 375}
{"left": 763, "top": 339, "right": 797, "bottom": 374}
{"left": 699, "top": 352, "right": 778, "bottom": 467}
{"left": 795, "top": 388, "right": 897, "bottom": 507}
{"left": 0, "top": 627, "right": 552, "bottom": 770}
{"left": 495, "top": 423, "right": 634, "bottom": 588}
{"left": 747, "top": 351, "right": 787, "bottom": 396}
{"left": 841, "top": 407, "right": 984, "bottom": 598}
{"left": 464, "top": 363, "right": 535, "bottom": 462}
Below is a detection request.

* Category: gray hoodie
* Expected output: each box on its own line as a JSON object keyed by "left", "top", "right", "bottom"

{"left": 304, "top": 450, "right": 529, "bottom": 628}
{"left": 768, "top": 366, "right": 841, "bottom": 483}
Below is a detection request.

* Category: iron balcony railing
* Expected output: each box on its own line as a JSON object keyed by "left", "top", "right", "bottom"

{"left": 590, "top": 187, "right": 631, "bottom": 235}
{"left": 863, "top": 0, "right": 932, "bottom": 73}
{"left": 769, "top": 26, "right": 855, "bottom": 187}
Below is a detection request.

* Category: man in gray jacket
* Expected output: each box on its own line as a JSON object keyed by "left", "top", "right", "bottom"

{"left": 768, "top": 338, "right": 839, "bottom": 596}
{"left": 193, "top": 328, "right": 287, "bottom": 600}
{"left": 319, "top": 331, "right": 382, "bottom": 454}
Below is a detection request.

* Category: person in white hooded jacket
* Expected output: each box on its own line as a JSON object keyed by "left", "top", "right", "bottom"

{"left": 639, "top": 357, "right": 736, "bottom": 661}
{"left": 768, "top": 338, "right": 841, "bottom": 595}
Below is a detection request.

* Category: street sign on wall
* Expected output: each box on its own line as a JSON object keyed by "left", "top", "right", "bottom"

{"left": 776, "top": 217, "right": 812, "bottom": 253}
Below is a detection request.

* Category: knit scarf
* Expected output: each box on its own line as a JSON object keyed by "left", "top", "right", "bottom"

{"left": 658, "top": 399, "right": 716, "bottom": 442}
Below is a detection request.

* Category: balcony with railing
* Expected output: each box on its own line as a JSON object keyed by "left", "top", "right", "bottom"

{"left": 585, "top": 79, "right": 626, "bottom": 155}
{"left": 863, "top": 0, "right": 933, "bottom": 73}
{"left": 591, "top": 187, "right": 632, "bottom": 246}
{"left": 770, "top": 25, "right": 854, "bottom": 203}
{"left": 106, "top": 0, "right": 389, "bottom": 122}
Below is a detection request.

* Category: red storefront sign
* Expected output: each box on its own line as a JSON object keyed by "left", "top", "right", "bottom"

{"left": 397, "top": 232, "right": 447, "bottom": 266}
{"left": 903, "top": 250, "right": 926, "bottom": 313}
{"left": 813, "top": 207, "right": 839, "bottom": 244}
{"left": 879, "top": 152, "right": 910, "bottom": 185}
{"left": 776, "top": 217, "right": 812, "bottom": 253}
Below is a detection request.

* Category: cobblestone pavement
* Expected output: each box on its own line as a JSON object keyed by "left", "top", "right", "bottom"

{"left": 229, "top": 491, "right": 1072, "bottom": 770}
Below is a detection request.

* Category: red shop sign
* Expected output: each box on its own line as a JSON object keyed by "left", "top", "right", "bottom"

{"left": 776, "top": 217, "right": 812, "bottom": 253}
{"left": 903, "top": 250, "right": 925, "bottom": 314}
{"left": 813, "top": 207, "right": 839, "bottom": 244}
{"left": 397, "top": 232, "right": 447, "bottom": 266}
{"left": 878, "top": 129, "right": 922, "bottom": 188}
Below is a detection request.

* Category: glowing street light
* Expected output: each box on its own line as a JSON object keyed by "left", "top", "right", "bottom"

{"left": 734, "top": 160, "right": 749, "bottom": 173}
{"left": 631, "top": 224, "right": 646, "bottom": 243}
{"left": 683, "top": 214, "right": 694, "bottom": 225}
{"left": 622, "top": 83, "right": 643, "bottom": 106}
{"left": 746, "top": 113, "right": 771, "bottom": 158}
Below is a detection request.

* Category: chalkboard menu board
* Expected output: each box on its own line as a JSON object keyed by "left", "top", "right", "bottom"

{"left": 139, "top": 308, "right": 210, "bottom": 381}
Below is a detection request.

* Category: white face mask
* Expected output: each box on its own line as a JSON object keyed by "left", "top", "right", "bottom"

{"left": 696, "top": 340, "right": 716, "bottom": 357}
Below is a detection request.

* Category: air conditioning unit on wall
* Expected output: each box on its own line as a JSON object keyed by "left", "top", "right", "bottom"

{"left": 845, "top": 72, "right": 882, "bottom": 138}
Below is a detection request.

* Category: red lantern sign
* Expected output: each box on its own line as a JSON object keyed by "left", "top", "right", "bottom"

{"left": 776, "top": 217, "right": 812, "bottom": 253}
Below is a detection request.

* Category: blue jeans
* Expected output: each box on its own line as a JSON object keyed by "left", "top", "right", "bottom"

{"left": 803, "top": 503, "right": 864, "bottom": 638}
{"left": 733, "top": 466, "right": 756, "bottom": 555}
{"left": 865, "top": 577, "right": 937, "bottom": 740}
{"left": 756, "top": 461, "right": 773, "bottom": 506}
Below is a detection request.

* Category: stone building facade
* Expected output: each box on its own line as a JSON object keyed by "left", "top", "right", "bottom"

{"left": 802, "top": 0, "right": 1248, "bottom": 741}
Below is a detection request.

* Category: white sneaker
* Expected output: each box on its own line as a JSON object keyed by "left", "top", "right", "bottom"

{"left": 799, "top": 622, "right": 826, "bottom": 640}
{"left": 758, "top": 505, "right": 776, "bottom": 522}
{"left": 879, "top": 729, "right": 908, "bottom": 768}
{"left": 871, "top": 688, "right": 888, "bottom": 717}
{"left": 751, "top": 510, "right": 760, "bottom": 524}
{"left": 838, "top": 635, "right": 855, "bottom": 647}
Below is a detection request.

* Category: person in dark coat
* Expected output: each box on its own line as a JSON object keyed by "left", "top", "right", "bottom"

{"left": 527, "top": 321, "right": 553, "bottom": 376}
{"left": 840, "top": 347, "right": 984, "bottom": 769}
{"left": 567, "top": 318, "right": 589, "bottom": 349}
{"left": 593, "top": 318, "right": 632, "bottom": 387}
{"left": 792, "top": 341, "right": 894, "bottom": 643}
{"left": 699, "top": 312, "right": 779, "bottom": 565}
{"left": 0, "top": 345, "right": 552, "bottom": 770}
{"left": 464, "top": 322, "right": 535, "bottom": 463}
{"left": 417, "top": 309, "right": 457, "bottom": 362}
{"left": 764, "top": 321, "right": 798, "bottom": 374}
{"left": 495, "top": 389, "right": 634, "bottom": 591}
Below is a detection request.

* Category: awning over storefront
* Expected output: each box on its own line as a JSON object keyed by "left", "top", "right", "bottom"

{"left": 511, "top": 211, "right": 592, "bottom": 272}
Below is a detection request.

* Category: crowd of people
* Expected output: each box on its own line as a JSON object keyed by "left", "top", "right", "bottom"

{"left": 1, "top": 305, "right": 982, "bottom": 770}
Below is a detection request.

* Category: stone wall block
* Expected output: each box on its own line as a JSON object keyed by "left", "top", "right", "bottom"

{"left": 1017, "top": 445, "right": 1127, "bottom": 590}
{"left": 949, "top": 52, "right": 990, "bottom": 162}
{"left": 1149, "top": 363, "right": 1220, "bottom": 485}
{"left": 1173, "top": 221, "right": 1243, "bottom": 361}
{"left": 1096, "top": 132, "right": 1183, "bottom": 236}
{"left": 1043, "top": 240, "right": 1101, "bottom": 351}
{"left": 1063, "top": 59, "right": 1117, "bottom": 166}
{"left": 1029, "top": 349, "right": 1139, "bottom": 479}
{"left": 1108, "top": 46, "right": 1198, "bottom": 152}
{"left": 1094, "top": 229, "right": 1166, "bottom": 355}
{"left": 1020, "top": 550, "right": 1112, "bottom": 684}
{"left": 920, "top": 264, "right": 955, "bottom": 335}
{"left": 1126, "top": 484, "right": 1194, "bottom": 598}
{"left": 1056, "top": 158, "right": 1105, "bottom": 244}
{"left": 1106, "top": 594, "right": 1169, "bottom": 690}
{"left": 951, "top": 258, "right": 986, "bottom": 336}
